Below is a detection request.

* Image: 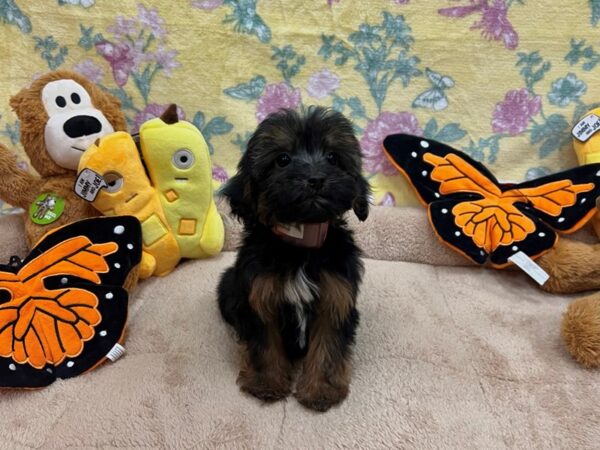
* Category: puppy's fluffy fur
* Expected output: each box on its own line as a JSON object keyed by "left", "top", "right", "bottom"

{"left": 217, "top": 107, "right": 369, "bottom": 412}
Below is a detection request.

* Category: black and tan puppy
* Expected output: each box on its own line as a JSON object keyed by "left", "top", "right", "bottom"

{"left": 217, "top": 106, "right": 369, "bottom": 412}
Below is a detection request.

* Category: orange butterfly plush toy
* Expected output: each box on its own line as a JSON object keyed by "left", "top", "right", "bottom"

{"left": 383, "top": 134, "right": 600, "bottom": 268}
{"left": 0, "top": 216, "right": 141, "bottom": 388}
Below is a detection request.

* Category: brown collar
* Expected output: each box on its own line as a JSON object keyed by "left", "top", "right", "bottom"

{"left": 272, "top": 222, "right": 329, "bottom": 248}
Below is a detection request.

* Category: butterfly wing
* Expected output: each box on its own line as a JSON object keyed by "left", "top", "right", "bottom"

{"left": 487, "top": 210, "right": 557, "bottom": 267}
{"left": 503, "top": 164, "right": 600, "bottom": 233}
{"left": 412, "top": 89, "right": 449, "bottom": 111}
{"left": 428, "top": 198, "right": 490, "bottom": 264}
{"left": 0, "top": 216, "right": 141, "bottom": 388}
{"left": 383, "top": 134, "right": 502, "bottom": 204}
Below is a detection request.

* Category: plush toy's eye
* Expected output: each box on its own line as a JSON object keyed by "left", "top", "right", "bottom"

{"left": 172, "top": 149, "right": 195, "bottom": 169}
{"left": 104, "top": 172, "right": 124, "bottom": 193}
{"left": 71, "top": 93, "right": 81, "bottom": 104}
{"left": 55, "top": 96, "right": 66, "bottom": 108}
{"left": 276, "top": 153, "right": 291, "bottom": 168}
{"left": 326, "top": 152, "right": 338, "bottom": 166}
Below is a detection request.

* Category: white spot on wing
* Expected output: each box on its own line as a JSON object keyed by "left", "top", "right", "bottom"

{"left": 114, "top": 225, "right": 125, "bottom": 235}
{"left": 420, "top": 140, "right": 430, "bottom": 148}
{"left": 558, "top": 217, "right": 565, "bottom": 223}
{"left": 66, "top": 361, "right": 74, "bottom": 368}
{"left": 421, "top": 170, "right": 428, "bottom": 177}
{"left": 454, "top": 231, "right": 461, "bottom": 237}
{"left": 411, "top": 151, "right": 417, "bottom": 158}
{"left": 8, "top": 363, "right": 16, "bottom": 371}
{"left": 442, "top": 208, "right": 448, "bottom": 214}
{"left": 105, "top": 292, "right": 114, "bottom": 300}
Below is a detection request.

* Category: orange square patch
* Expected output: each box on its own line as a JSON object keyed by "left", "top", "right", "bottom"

{"left": 164, "top": 189, "right": 179, "bottom": 202}
{"left": 179, "top": 218, "right": 197, "bottom": 236}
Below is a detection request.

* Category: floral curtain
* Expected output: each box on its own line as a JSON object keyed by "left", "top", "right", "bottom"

{"left": 0, "top": 0, "right": 599, "bottom": 214}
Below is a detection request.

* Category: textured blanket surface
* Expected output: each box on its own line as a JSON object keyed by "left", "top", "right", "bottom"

{"left": 1, "top": 0, "right": 600, "bottom": 214}
{"left": 1, "top": 206, "right": 599, "bottom": 449}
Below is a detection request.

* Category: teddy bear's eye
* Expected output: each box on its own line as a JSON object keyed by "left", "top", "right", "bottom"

{"left": 172, "top": 149, "right": 195, "bottom": 169}
{"left": 71, "top": 93, "right": 81, "bottom": 104}
{"left": 55, "top": 96, "right": 66, "bottom": 108}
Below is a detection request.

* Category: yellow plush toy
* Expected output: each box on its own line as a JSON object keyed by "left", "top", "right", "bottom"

{"left": 139, "top": 107, "right": 224, "bottom": 259}
{"left": 77, "top": 132, "right": 181, "bottom": 279}
{"left": 76, "top": 104, "right": 224, "bottom": 278}
{"left": 573, "top": 107, "right": 600, "bottom": 238}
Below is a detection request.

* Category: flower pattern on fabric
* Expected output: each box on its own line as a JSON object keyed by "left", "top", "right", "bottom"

{"left": 256, "top": 83, "right": 302, "bottom": 122}
{"left": 547, "top": 73, "right": 587, "bottom": 107}
{"left": 361, "top": 112, "right": 422, "bottom": 176}
{"left": 492, "top": 89, "right": 541, "bottom": 135}
{"left": 0, "top": 0, "right": 600, "bottom": 213}
{"left": 439, "top": 0, "right": 518, "bottom": 50}
{"left": 306, "top": 69, "right": 340, "bottom": 99}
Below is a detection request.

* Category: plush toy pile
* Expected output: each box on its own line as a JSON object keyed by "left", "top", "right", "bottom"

{"left": 0, "top": 71, "right": 223, "bottom": 387}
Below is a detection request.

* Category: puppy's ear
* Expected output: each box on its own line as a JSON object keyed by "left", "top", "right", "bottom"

{"left": 353, "top": 176, "right": 371, "bottom": 222}
{"left": 220, "top": 152, "right": 256, "bottom": 224}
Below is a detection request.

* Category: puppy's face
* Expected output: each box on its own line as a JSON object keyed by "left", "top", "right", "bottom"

{"left": 224, "top": 107, "right": 370, "bottom": 225}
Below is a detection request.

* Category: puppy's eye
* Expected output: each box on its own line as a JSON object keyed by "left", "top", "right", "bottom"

{"left": 276, "top": 153, "right": 291, "bottom": 167}
{"left": 71, "top": 93, "right": 81, "bottom": 104}
{"left": 172, "top": 149, "right": 195, "bottom": 169}
{"left": 326, "top": 152, "right": 338, "bottom": 166}
{"left": 55, "top": 96, "right": 66, "bottom": 108}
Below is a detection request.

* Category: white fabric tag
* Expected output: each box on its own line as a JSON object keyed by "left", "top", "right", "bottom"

{"left": 277, "top": 223, "right": 304, "bottom": 239}
{"left": 106, "top": 343, "right": 126, "bottom": 362}
{"left": 74, "top": 168, "right": 107, "bottom": 202}
{"left": 572, "top": 114, "right": 600, "bottom": 142}
{"left": 508, "top": 251, "right": 549, "bottom": 286}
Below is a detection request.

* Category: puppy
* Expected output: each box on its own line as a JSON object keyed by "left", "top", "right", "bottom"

{"left": 217, "top": 106, "right": 370, "bottom": 412}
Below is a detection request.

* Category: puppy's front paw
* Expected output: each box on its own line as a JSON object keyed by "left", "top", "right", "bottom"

{"left": 237, "top": 368, "right": 291, "bottom": 403}
{"left": 294, "top": 379, "right": 349, "bottom": 412}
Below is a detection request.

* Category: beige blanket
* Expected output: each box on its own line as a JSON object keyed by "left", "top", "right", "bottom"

{"left": 0, "top": 206, "right": 597, "bottom": 449}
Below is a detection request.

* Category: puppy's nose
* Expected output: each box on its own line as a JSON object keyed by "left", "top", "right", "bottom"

{"left": 63, "top": 115, "right": 102, "bottom": 138}
{"left": 308, "top": 177, "right": 324, "bottom": 190}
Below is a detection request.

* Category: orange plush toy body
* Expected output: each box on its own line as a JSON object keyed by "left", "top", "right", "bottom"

{"left": 0, "top": 70, "right": 127, "bottom": 248}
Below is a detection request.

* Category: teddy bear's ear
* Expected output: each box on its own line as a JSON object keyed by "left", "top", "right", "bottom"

{"left": 8, "top": 90, "right": 25, "bottom": 115}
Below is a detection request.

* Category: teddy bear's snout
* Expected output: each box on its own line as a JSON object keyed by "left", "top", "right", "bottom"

{"left": 63, "top": 115, "right": 102, "bottom": 139}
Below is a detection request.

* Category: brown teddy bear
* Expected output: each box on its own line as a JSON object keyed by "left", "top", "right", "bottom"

{"left": 0, "top": 70, "right": 127, "bottom": 248}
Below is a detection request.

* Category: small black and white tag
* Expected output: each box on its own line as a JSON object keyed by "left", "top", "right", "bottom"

{"left": 572, "top": 113, "right": 600, "bottom": 142}
{"left": 106, "top": 343, "right": 126, "bottom": 362}
{"left": 508, "top": 251, "right": 549, "bottom": 286}
{"left": 74, "top": 168, "right": 108, "bottom": 202}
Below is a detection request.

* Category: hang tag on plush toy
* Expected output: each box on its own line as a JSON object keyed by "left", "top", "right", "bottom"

{"left": 572, "top": 114, "right": 600, "bottom": 143}
{"left": 29, "top": 193, "right": 65, "bottom": 225}
{"left": 508, "top": 251, "right": 549, "bottom": 285}
{"left": 74, "top": 168, "right": 108, "bottom": 202}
